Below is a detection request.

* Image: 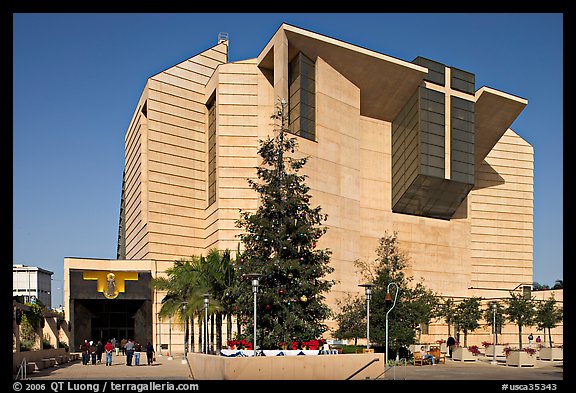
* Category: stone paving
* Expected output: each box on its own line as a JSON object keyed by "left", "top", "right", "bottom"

{"left": 23, "top": 352, "right": 563, "bottom": 382}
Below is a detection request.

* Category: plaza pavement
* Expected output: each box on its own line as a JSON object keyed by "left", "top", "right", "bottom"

{"left": 24, "top": 352, "right": 563, "bottom": 382}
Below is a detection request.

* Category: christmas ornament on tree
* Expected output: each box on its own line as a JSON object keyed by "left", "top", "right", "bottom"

{"left": 233, "top": 98, "right": 335, "bottom": 349}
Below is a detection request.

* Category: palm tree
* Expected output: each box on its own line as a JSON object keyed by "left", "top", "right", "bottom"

{"left": 197, "top": 249, "right": 236, "bottom": 352}
{"left": 151, "top": 257, "right": 210, "bottom": 354}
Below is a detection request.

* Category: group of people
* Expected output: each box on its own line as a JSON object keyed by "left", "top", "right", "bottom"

{"left": 80, "top": 340, "right": 104, "bottom": 366}
{"left": 80, "top": 338, "right": 156, "bottom": 366}
{"left": 528, "top": 333, "right": 542, "bottom": 347}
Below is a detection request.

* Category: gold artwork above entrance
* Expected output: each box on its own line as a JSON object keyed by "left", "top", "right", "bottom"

{"left": 82, "top": 271, "right": 139, "bottom": 299}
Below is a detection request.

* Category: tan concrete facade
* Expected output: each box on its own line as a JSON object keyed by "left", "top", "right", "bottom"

{"left": 65, "top": 24, "right": 561, "bottom": 353}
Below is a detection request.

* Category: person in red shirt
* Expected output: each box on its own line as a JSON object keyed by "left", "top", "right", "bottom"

{"left": 104, "top": 340, "right": 114, "bottom": 366}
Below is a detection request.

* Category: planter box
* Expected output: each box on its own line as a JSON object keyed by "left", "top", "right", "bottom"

{"left": 452, "top": 347, "right": 477, "bottom": 362}
{"left": 539, "top": 347, "right": 563, "bottom": 361}
{"left": 485, "top": 345, "right": 507, "bottom": 358}
{"left": 440, "top": 343, "right": 448, "bottom": 354}
{"left": 506, "top": 350, "right": 536, "bottom": 367}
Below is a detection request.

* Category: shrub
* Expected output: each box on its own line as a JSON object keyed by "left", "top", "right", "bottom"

{"left": 468, "top": 345, "right": 481, "bottom": 355}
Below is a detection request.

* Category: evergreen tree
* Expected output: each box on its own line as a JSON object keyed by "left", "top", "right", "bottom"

{"left": 333, "top": 293, "right": 365, "bottom": 345}
{"left": 351, "top": 232, "right": 438, "bottom": 359}
{"left": 233, "top": 99, "right": 335, "bottom": 349}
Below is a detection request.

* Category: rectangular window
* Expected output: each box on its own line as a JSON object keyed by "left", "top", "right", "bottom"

{"left": 207, "top": 97, "right": 216, "bottom": 206}
{"left": 450, "top": 96, "right": 475, "bottom": 185}
{"left": 450, "top": 67, "right": 475, "bottom": 95}
{"left": 289, "top": 52, "right": 316, "bottom": 141}
{"left": 419, "top": 86, "right": 445, "bottom": 179}
{"left": 420, "top": 322, "right": 430, "bottom": 335}
{"left": 412, "top": 57, "right": 445, "bottom": 86}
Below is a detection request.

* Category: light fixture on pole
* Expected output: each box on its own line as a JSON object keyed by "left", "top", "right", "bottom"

{"left": 491, "top": 301, "right": 498, "bottom": 365}
{"left": 385, "top": 282, "right": 399, "bottom": 367}
{"left": 358, "top": 283, "right": 375, "bottom": 349}
{"left": 203, "top": 294, "right": 211, "bottom": 354}
{"left": 243, "top": 273, "right": 263, "bottom": 357}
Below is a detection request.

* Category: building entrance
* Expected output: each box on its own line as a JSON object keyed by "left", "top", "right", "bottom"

{"left": 68, "top": 269, "right": 153, "bottom": 351}
{"left": 75, "top": 299, "right": 145, "bottom": 344}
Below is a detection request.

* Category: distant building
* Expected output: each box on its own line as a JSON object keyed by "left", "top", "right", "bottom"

{"left": 13, "top": 264, "right": 53, "bottom": 307}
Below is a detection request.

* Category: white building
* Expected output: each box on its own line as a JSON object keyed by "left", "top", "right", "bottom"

{"left": 13, "top": 264, "right": 53, "bottom": 307}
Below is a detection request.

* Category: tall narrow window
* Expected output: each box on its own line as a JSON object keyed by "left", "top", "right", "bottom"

{"left": 288, "top": 52, "right": 316, "bottom": 140}
{"left": 450, "top": 96, "right": 475, "bottom": 185}
{"left": 207, "top": 97, "right": 216, "bottom": 206}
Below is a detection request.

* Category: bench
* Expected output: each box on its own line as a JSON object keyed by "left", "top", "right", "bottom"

{"left": 413, "top": 351, "right": 433, "bottom": 366}
{"left": 429, "top": 346, "right": 446, "bottom": 364}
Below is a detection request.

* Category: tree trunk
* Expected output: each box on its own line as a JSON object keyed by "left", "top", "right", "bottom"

{"left": 210, "top": 314, "right": 215, "bottom": 353}
{"left": 184, "top": 317, "right": 189, "bottom": 356}
{"left": 190, "top": 316, "right": 195, "bottom": 353}
{"left": 227, "top": 313, "right": 232, "bottom": 344}
{"left": 198, "top": 315, "right": 203, "bottom": 353}
{"left": 216, "top": 313, "right": 223, "bottom": 352}
{"left": 518, "top": 326, "right": 523, "bottom": 349}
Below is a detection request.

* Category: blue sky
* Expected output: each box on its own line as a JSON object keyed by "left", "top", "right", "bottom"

{"left": 12, "top": 13, "right": 563, "bottom": 307}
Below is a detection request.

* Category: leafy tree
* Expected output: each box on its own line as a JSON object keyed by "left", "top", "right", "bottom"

{"left": 504, "top": 291, "right": 536, "bottom": 349}
{"left": 436, "top": 297, "right": 457, "bottom": 337}
{"left": 21, "top": 302, "right": 45, "bottom": 344}
{"left": 535, "top": 295, "right": 563, "bottom": 347}
{"left": 233, "top": 99, "right": 335, "bottom": 349}
{"left": 482, "top": 301, "right": 505, "bottom": 344}
{"left": 350, "top": 232, "right": 438, "bottom": 360}
{"left": 453, "top": 297, "right": 483, "bottom": 347}
{"left": 532, "top": 282, "right": 549, "bottom": 291}
{"left": 332, "top": 293, "right": 365, "bottom": 345}
{"left": 552, "top": 280, "right": 563, "bottom": 290}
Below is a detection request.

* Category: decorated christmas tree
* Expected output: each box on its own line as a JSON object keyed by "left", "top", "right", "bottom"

{"left": 233, "top": 99, "right": 334, "bottom": 350}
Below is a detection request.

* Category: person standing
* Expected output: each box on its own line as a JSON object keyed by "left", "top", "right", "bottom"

{"left": 89, "top": 341, "right": 97, "bottom": 365}
{"left": 124, "top": 339, "right": 135, "bottom": 366}
{"left": 447, "top": 336, "right": 456, "bottom": 358}
{"left": 536, "top": 335, "right": 542, "bottom": 345}
{"left": 145, "top": 341, "right": 155, "bottom": 366}
{"left": 120, "top": 338, "right": 127, "bottom": 356}
{"left": 80, "top": 340, "right": 89, "bottom": 365}
{"left": 104, "top": 340, "right": 114, "bottom": 366}
{"left": 528, "top": 333, "right": 534, "bottom": 348}
{"left": 96, "top": 340, "right": 104, "bottom": 364}
{"left": 134, "top": 341, "right": 141, "bottom": 366}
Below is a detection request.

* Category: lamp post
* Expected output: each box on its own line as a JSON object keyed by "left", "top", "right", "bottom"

{"left": 244, "top": 273, "right": 263, "bottom": 357}
{"left": 385, "top": 282, "right": 399, "bottom": 366}
{"left": 491, "top": 301, "right": 498, "bottom": 365}
{"left": 182, "top": 302, "right": 188, "bottom": 363}
{"left": 168, "top": 317, "right": 173, "bottom": 360}
{"left": 358, "top": 283, "right": 375, "bottom": 349}
{"left": 203, "top": 294, "right": 210, "bottom": 354}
